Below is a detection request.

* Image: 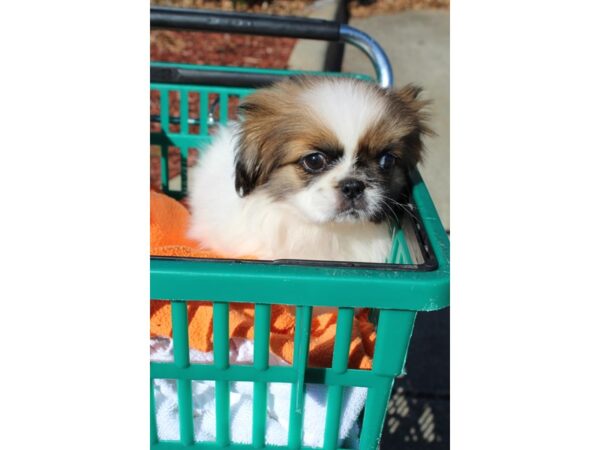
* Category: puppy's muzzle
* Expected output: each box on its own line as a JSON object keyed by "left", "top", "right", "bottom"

{"left": 340, "top": 178, "right": 366, "bottom": 200}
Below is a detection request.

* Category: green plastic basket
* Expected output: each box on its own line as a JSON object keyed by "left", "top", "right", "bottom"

{"left": 150, "top": 9, "right": 449, "bottom": 450}
{"left": 150, "top": 63, "right": 449, "bottom": 450}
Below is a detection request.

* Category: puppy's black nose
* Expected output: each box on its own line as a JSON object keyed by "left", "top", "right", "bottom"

{"left": 340, "top": 178, "right": 365, "bottom": 199}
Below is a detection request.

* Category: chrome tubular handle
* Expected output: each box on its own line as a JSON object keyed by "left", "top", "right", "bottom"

{"left": 340, "top": 24, "right": 394, "bottom": 89}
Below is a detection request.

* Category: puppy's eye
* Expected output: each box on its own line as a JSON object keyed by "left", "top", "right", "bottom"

{"left": 378, "top": 152, "right": 396, "bottom": 170}
{"left": 301, "top": 152, "right": 327, "bottom": 173}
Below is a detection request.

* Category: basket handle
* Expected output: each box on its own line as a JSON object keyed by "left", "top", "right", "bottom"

{"left": 150, "top": 7, "right": 394, "bottom": 88}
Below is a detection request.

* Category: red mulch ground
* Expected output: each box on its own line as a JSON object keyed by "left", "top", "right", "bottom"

{"left": 349, "top": 0, "right": 449, "bottom": 18}
{"left": 151, "top": 30, "right": 297, "bottom": 69}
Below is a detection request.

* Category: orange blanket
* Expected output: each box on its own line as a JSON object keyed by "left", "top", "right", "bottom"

{"left": 150, "top": 190, "right": 376, "bottom": 369}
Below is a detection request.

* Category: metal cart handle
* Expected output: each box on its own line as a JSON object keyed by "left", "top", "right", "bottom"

{"left": 151, "top": 7, "right": 394, "bottom": 89}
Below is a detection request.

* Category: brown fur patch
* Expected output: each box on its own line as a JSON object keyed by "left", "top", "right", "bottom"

{"left": 357, "top": 84, "right": 432, "bottom": 167}
{"left": 263, "top": 164, "right": 310, "bottom": 199}
{"left": 235, "top": 78, "right": 344, "bottom": 196}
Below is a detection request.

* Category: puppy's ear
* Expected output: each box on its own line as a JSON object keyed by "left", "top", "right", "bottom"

{"left": 234, "top": 121, "right": 263, "bottom": 197}
{"left": 234, "top": 158, "right": 257, "bottom": 197}
{"left": 389, "top": 84, "right": 434, "bottom": 166}
{"left": 234, "top": 91, "right": 279, "bottom": 197}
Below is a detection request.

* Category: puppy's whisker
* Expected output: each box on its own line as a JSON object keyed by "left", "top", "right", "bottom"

{"left": 380, "top": 194, "right": 418, "bottom": 223}
{"left": 379, "top": 198, "right": 402, "bottom": 225}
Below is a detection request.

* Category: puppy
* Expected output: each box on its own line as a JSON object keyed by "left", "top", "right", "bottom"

{"left": 187, "top": 77, "right": 430, "bottom": 263}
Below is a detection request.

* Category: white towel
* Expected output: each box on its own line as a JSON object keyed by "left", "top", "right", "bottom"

{"left": 151, "top": 337, "right": 367, "bottom": 448}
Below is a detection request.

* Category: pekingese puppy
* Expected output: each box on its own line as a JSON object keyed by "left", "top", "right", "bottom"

{"left": 187, "top": 77, "right": 431, "bottom": 263}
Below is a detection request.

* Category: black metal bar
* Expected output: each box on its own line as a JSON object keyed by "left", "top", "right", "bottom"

{"left": 150, "top": 6, "right": 394, "bottom": 88}
{"left": 323, "top": 0, "right": 350, "bottom": 72}
{"left": 151, "top": 6, "right": 341, "bottom": 41}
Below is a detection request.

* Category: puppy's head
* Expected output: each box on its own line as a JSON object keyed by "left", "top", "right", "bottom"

{"left": 235, "top": 77, "right": 431, "bottom": 224}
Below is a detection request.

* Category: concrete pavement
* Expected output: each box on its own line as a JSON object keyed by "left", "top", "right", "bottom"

{"left": 342, "top": 10, "right": 450, "bottom": 230}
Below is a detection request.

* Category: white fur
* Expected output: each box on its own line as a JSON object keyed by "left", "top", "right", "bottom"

{"left": 187, "top": 81, "right": 393, "bottom": 263}
{"left": 299, "top": 79, "right": 386, "bottom": 155}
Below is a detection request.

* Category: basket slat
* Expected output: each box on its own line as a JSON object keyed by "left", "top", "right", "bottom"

{"left": 171, "top": 301, "right": 194, "bottom": 444}
{"left": 252, "top": 304, "right": 271, "bottom": 447}
{"left": 213, "top": 302, "right": 231, "bottom": 445}
{"left": 288, "top": 306, "right": 312, "bottom": 448}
